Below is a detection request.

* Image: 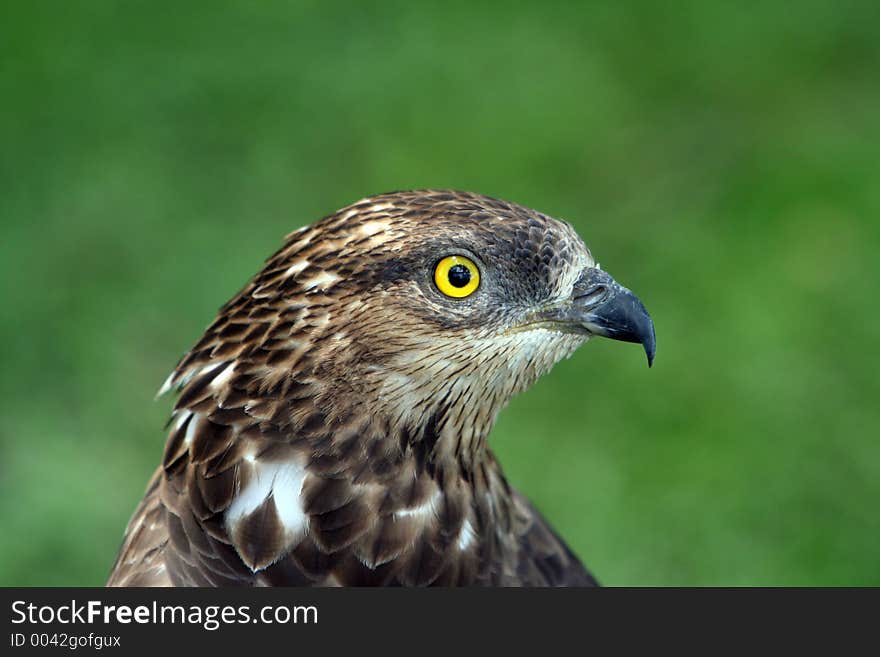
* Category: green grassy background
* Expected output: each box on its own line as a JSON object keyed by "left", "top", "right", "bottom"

{"left": 2, "top": 0, "right": 878, "bottom": 586}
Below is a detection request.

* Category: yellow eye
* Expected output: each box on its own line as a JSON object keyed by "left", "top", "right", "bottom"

{"left": 434, "top": 255, "right": 480, "bottom": 298}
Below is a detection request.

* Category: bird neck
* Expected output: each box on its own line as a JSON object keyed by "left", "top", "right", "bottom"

{"left": 405, "top": 398, "right": 497, "bottom": 476}
{"left": 341, "top": 361, "right": 524, "bottom": 478}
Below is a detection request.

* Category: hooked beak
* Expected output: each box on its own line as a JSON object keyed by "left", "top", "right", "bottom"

{"left": 548, "top": 267, "right": 656, "bottom": 367}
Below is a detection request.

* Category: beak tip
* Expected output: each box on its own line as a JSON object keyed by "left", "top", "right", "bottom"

{"left": 644, "top": 328, "right": 656, "bottom": 368}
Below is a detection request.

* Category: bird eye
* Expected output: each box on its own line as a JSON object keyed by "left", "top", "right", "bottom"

{"left": 434, "top": 255, "right": 480, "bottom": 298}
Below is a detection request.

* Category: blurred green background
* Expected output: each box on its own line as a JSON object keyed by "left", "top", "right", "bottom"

{"left": 2, "top": 0, "right": 878, "bottom": 586}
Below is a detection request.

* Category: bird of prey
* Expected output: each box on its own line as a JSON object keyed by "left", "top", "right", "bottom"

{"left": 107, "top": 190, "right": 655, "bottom": 587}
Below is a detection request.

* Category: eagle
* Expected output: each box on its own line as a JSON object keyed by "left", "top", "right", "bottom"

{"left": 107, "top": 190, "right": 655, "bottom": 587}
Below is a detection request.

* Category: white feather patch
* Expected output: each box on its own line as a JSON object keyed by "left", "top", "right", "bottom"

{"left": 457, "top": 519, "right": 477, "bottom": 551}
{"left": 226, "top": 459, "right": 308, "bottom": 552}
{"left": 209, "top": 362, "right": 236, "bottom": 391}
{"left": 340, "top": 207, "right": 360, "bottom": 221}
{"left": 393, "top": 489, "right": 441, "bottom": 521}
{"left": 157, "top": 371, "right": 178, "bottom": 398}
{"left": 301, "top": 271, "right": 340, "bottom": 291}
{"left": 183, "top": 412, "right": 202, "bottom": 446}
{"left": 358, "top": 220, "right": 388, "bottom": 237}
{"left": 171, "top": 409, "right": 192, "bottom": 432}
{"left": 157, "top": 362, "right": 223, "bottom": 397}
{"left": 284, "top": 259, "right": 310, "bottom": 277}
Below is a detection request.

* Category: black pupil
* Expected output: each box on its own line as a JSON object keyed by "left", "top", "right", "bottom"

{"left": 447, "top": 263, "right": 471, "bottom": 288}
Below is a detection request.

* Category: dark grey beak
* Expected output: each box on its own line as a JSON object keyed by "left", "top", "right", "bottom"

{"left": 558, "top": 267, "right": 656, "bottom": 367}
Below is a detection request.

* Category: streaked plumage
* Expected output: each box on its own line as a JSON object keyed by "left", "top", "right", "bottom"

{"left": 107, "top": 190, "right": 655, "bottom": 587}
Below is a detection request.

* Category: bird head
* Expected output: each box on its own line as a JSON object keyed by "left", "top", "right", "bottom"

{"left": 165, "top": 190, "right": 654, "bottom": 465}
